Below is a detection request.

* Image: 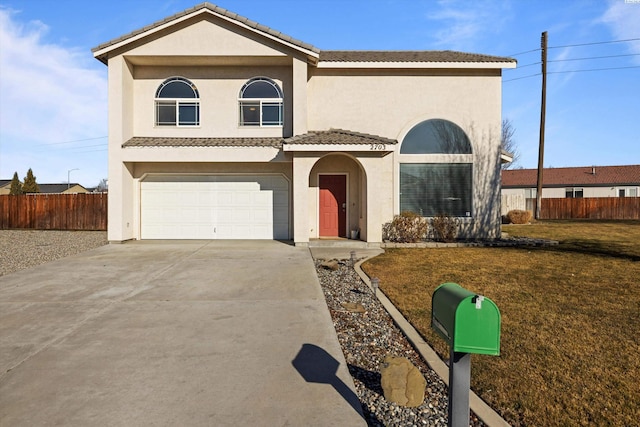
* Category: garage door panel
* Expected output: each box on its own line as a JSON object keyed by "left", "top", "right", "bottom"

{"left": 141, "top": 175, "right": 289, "bottom": 240}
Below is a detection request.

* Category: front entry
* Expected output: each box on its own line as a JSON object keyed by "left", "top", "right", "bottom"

{"left": 319, "top": 174, "right": 346, "bottom": 237}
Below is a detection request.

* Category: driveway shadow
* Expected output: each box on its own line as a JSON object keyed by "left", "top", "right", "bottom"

{"left": 292, "top": 343, "right": 365, "bottom": 420}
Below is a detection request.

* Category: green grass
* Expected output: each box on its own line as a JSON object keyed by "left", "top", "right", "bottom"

{"left": 362, "top": 220, "right": 640, "bottom": 426}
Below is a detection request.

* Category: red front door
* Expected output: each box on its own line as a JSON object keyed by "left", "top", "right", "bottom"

{"left": 319, "top": 175, "right": 346, "bottom": 237}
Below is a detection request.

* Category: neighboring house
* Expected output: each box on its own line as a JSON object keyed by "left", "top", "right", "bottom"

{"left": 38, "top": 184, "right": 90, "bottom": 194}
{"left": 0, "top": 180, "right": 11, "bottom": 195}
{"left": 0, "top": 181, "right": 89, "bottom": 195}
{"left": 92, "top": 2, "right": 516, "bottom": 244}
{"left": 502, "top": 165, "right": 640, "bottom": 199}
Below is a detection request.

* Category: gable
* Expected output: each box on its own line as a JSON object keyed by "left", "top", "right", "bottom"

{"left": 93, "top": 4, "right": 318, "bottom": 65}
{"left": 124, "top": 16, "right": 290, "bottom": 62}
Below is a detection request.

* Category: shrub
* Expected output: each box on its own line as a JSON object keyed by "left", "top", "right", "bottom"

{"left": 506, "top": 209, "right": 533, "bottom": 224}
{"left": 382, "top": 211, "right": 429, "bottom": 243}
{"left": 430, "top": 214, "right": 459, "bottom": 242}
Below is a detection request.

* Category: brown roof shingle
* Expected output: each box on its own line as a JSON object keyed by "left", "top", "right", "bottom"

{"left": 502, "top": 165, "right": 640, "bottom": 187}
{"left": 284, "top": 129, "right": 397, "bottom": 145}
{"left": 123, "top": 137, "right": 283, "bottom": 148}
{"left": 320, "top": 50, "right": 515, "bottom": 64}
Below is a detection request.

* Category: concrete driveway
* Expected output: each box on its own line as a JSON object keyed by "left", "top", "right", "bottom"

{"left": 0, "top": 241, "right": 365, "bottom": 426}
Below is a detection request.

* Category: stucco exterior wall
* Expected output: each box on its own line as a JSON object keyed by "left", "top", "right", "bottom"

{"left": 131, "top": 65, "right": 291, "bottom": 138}
{"left": 307, "top": 70, "right": 501, "bottom": 140}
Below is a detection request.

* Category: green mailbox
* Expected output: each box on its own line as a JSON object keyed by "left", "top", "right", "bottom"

{"left": 431, "top": 282, "right": 501, "bottom": 356}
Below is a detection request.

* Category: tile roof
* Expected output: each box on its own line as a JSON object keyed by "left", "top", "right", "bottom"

{"left": 502, "top": 165, "right": 640, "bottom": 187}
{"left": 320, "top": 50, "right": 515, "bottom": 64}
{"left": 284, "top": 129, "right": 397, "bottom": 145}
{"left": 123, "top": 137, "right": 283, "bottom": 148}
{"left": 122, "top": 130, "right": 396, "bottom": 148}
{"left": 92, "top": 2, "right": 319, "bottom": 60}
{"left": 0, "top": 180, "right": 11, "bottom": 187}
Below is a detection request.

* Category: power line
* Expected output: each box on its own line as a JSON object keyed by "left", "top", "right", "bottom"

{"left": 35, "top": 136, "right": 107, "bottom": 146}
{"left": 549, "top": 37, "right": 640, "bottom": 49}
{"left": 507, "top": 48, "right": 540, "bottom": 57}
{"left": 547, "top": 65, "right": 640, "bottom": 74}
{"left": 548, "top": 53, "right": 640, "bottom": 62}
{"left": 507, "top": 37, "right": 640, "bottom": 57}
{"left": 503, "top": 73, "right": 541, "bottom": 83}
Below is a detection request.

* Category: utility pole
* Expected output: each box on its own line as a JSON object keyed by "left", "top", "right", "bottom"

{"left": 535, "top": 31, "right": 547, "bottom": 220}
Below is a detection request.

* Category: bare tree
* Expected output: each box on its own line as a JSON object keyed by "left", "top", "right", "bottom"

{"left": 501, "top": 118, "right": 520, "bottom": 169}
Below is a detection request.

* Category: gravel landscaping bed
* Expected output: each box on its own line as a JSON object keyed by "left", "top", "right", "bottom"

{"left": 0, "top": 230, "right": 108, "bottom": 276}
{"left": 315, "top": 258, "right": 485, "bottom": 427}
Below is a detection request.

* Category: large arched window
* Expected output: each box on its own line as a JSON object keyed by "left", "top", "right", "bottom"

{"left": 155, "top": 77, "right": 199, "bottom": 126}
{"left": 399, "top": 119, "right": 473, "bottom": 217}
{"left": 400, "top": 119, "right": 472, "bottom": 154}
{"left": 238, "top": 77, "right": 283, "bottom": 127}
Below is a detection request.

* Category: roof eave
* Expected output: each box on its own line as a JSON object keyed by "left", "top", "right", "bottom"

{"left": 316, "top": 61, "right": 517, "bottom": 69}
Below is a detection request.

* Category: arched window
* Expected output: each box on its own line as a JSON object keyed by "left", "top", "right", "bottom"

{"left": 155, "top": 77, "right": 199, "bottom": 126}
{"left": 239, "top": 77, "right": 283, "bottom": 127}
{"left": 400, "top": 119, "right": 472, "bottom": 154}
{"left": 399, "top": 119, "right": 473, "bottom": 217}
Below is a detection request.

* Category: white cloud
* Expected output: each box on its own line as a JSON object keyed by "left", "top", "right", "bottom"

{"left": 0, "top": 7, "right": 108, "bottom": 183}
{"left": 426, "top": 0, "right": 512, "bottom": 51}
{"left": 601, "top": 0, "right": 640, "bottom": 64}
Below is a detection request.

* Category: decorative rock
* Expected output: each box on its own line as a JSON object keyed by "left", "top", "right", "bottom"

{"left": 380, "top": 355, "right": 427, "bottom": 407}
{"left": 320, "top": 259, "right": 340, "bottom": 270}
{"left": 340, "top": 302, "right": 366, "bottom": 313}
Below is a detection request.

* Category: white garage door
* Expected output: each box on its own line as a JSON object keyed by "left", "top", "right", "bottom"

{"left": 141, "top": 175, "right": 289, "bottom": 240}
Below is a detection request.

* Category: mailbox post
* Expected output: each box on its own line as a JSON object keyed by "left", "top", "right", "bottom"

{"left": 431, "top": 283, "right": 501, "bottom": 427}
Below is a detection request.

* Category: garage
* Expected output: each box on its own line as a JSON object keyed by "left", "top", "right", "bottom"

{"left": 140, "top": 175, "right": 289, "bottom": 240}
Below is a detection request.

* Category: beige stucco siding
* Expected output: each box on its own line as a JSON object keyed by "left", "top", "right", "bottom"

{"left": 120, "top": 17, "right": 290, "bottom": 59}
{"left": 307, "top": 70, "right": 502, "bottom": 140}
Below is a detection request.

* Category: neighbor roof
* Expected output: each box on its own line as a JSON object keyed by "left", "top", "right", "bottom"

{"left": 502, "top": 165, "right": 640, "bottom": 187}
{"left": 38, "top": 184, "right": 87, "bottom": 193}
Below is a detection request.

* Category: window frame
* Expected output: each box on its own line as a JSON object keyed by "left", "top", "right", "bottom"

{"left": 238, "top": 77, "right": 283, "bottom": 127}
{"left": 154, "top": 77, "right": 200, "bottom": 127}
{"left": 565, "top": 187, "right": 584, "bottom": 198}
{"left": 397, "top": 119, "right": 474, "bottom": 218}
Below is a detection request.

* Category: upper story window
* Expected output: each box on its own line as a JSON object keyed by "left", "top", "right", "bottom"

{"left": 239, "top": 77, "right": 283, "bottom": 127}
{"left": 155, "top": 77, "right": 200, "bottom": 126}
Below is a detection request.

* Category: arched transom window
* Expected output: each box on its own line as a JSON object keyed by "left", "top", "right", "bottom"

{"left": 399, "top": 119, "right": 473, "bottom": 217}
{"left": 155, "top": 77, "right": 200, "bottom": 126}
{"left": 238, "top": 77, "right": 283, "bottom": 127}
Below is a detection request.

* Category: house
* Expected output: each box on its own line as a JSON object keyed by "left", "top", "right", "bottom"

{"left": 502, "top": 165, "right": 640, "bottom": 199}
{"left": 92, "top": 2, "right": 516, "bottom": 244}
{"left": 0, "top": 181, "right": 88, "bottom": 194}
{"left": 38, "top": 184, "right": 90, "bottom": 194}
{"left": 0, "top": 180, "right": 11, "bottom": 195}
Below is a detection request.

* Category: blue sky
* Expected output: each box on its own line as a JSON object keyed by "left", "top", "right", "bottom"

{"left": 1, "top": 0, "right": 638, "bottom": 187}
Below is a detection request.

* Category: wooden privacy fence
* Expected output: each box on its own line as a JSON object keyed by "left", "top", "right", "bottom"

{"left": 0, "top": 193, "right": 108, "bottom": 230}
{"left": 526, "top": 197, "right": 640, "bottom": 220}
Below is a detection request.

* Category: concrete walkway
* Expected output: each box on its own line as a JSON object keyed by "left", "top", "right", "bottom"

{"left": 0, "top": 241, "right": 365, "bottom": 426}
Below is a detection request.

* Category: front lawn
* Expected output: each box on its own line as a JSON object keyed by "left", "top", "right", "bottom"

{"left": 361, "top": 220, "right": 640, "bottom": 426}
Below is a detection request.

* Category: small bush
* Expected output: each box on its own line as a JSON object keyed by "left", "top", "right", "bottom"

{"left": 382, "top": 211, "right": 429, "bottom": 243}
{"left": 430, "top": 214, "right": 459, "bottom": 242}
{"left": 507, "top": 209, "right": 533, "bottom": 224}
